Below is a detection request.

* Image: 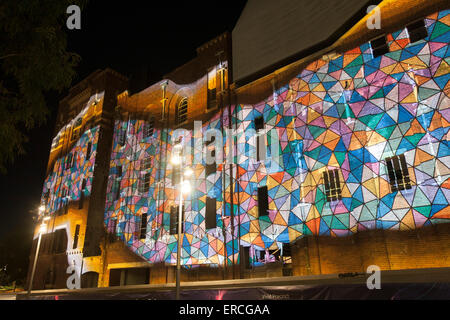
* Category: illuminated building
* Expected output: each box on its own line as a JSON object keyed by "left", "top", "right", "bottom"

{"left": 28, "top": 0, "right": 450, "bottom": 289}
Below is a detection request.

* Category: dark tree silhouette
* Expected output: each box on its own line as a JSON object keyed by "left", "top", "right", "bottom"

{"left": 0, "top": 0, "right": 87, "bottom": 172}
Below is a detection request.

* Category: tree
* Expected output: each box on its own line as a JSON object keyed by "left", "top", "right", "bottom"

{"left": 0, "top": 0, "right": 88, "bottom": 172}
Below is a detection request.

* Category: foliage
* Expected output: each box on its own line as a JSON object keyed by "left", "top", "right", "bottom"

{"left": 0, "top": 0, "right": 88, "bottom": 172}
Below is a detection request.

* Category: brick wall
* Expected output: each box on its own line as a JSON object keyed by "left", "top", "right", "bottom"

{"left": 291, "top": 224, "right": 450, "bottom": 276}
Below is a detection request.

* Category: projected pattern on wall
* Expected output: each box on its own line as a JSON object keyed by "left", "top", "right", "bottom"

{"left": 104, "top": 10, "right": 450, "bottom": 266}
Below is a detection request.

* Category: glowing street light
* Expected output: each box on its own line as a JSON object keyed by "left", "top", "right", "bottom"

{"left": 171, "top": 142, "right": 192, "bottom": 300}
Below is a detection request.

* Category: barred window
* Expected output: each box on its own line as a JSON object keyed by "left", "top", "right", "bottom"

{"left": 170, "top": 205, "right": 185, "bottom": 235}
{"left": 386, "top": 154, "right": 411, "bottom": 192}
{"left": 177, "top": 98, "right": 188, "bottom": 124}
{"left": 139, "top": 172, "right": 150, "bottom": 193}
{"left": 143, "top": 118, "right": 154, "bottom": 139}
{"left": 207, "top": 68, "right": 217, "bottom": 109}
{"left": 142, "top": 157, "right": 152, "bottom": 171}
{"left": 140, "top": 213, "right": 147, "bottom": 240}
{"left": 323, "top": 169, "right": 342, "bottom": 202}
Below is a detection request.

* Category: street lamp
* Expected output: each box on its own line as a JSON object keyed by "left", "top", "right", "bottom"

{"left": 171, "top": 142, "right": 192, "bottom": 300}
{"left": 27, "top": 208, "right": 50, "bottom": 297}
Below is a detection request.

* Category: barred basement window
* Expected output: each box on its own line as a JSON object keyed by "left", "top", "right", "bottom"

{"left": 386, "top": 154, "right": 411, "bottom": 192}
{"left": 170, "top": 205, "right": 185, "bottom": 235}
{"left": 139, "top": 172, "right": 150, "bottom": 193}
{"left": 205, "top": 197, "right": 217, "bottom": 229}
{"left": 323, "top": 169, "right": 342, "bottom": 202}
{"left": 370, "top": 35, "right": 389, "bottom": 58}
{"left": 140, "top": 213, "right": 147, "bottom": 240}
{"left": 177, "top": 98, "right": 188, "bottom": 124}
{"left": 407, "top": 19, "right": 428, "bottom": 43}
{"left": 258, "top": 186, "right": 269, "bottom": 217}
{"left": 143, "top": 118, "right": 154, "bottom": 139}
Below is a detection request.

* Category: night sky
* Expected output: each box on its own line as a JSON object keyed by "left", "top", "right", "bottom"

{"left": 0, "top": 1, "right": 247, "bottom": 272}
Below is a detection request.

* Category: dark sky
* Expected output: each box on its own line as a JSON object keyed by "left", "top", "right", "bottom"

{"left": 0, "top": 1, "right": 247, "bottom": 253}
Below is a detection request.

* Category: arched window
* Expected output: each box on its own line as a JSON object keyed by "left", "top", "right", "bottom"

{"left": 176, "top": 98, "right": 188, "bottom": 124}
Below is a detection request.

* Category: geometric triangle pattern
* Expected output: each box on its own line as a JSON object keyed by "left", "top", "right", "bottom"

{"left": 43, "top": 10, "right": 450, "bottom": 268}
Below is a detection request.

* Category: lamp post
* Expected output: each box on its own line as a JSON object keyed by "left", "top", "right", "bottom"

{"left": 27, "top": 206, "right": 49, "bottom": 297}
{"left": 171, "top": 143, "right": 192, "bottom": 300}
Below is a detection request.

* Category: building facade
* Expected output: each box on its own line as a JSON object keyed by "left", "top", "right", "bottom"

{"left": 29, "top": 0, "right": 450, "bottom": 289}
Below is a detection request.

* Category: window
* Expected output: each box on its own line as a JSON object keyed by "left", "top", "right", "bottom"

{"left": 66, "top": 153, "right": 73, "bottom": 169}
{"left": 407, "top": 19, "right": 428, "bottom": 43}
{"left": 323, "top": 169, "right": 342, "bottom": 202}
{"left": 207, "top": 69, "right": 217, "bottom": 109}
{"left": 139, "top": 172, "right": 150, "bottom": 193}
{"left": 241, "top": 246, "right": 251, "bottom": 269}
{"left": 386, "top": 154, "right": 411, "bottom": 192}
{"left": 86, "top": 142, "right": 92, "bottom": 159}
{"left": 140, "top": 213, "right": 147, "bottom": 240}
{"left": 254, "top": 117, "right": 265, "bottom": 161}
{"left": 73, "top": 224, "right": 80, "bottom": 249}
{"left": 258, "top": 186, "right": 269, "bottom": 217}
{"left": 170, "top": 205, "right": 185, "bottom": 235}
{"left": 118, "top": 129, "right": 126, "bottom": 146}
{"left": 113, "top": 180, "right": 121, "bottom": 201}
{"left": 205, "top": 149, "right": 216, "bottom": 176}
{"left": 205, "top": 197, "right": 217, "bottom": 229}
{"left": 142, "top": 157, "right": 151, "bottom": 171}
{"left": 177, "top": 98, "right": 188, "bottom": 124}
{"left": 79, "top": 179, "right": 86, "bottom": 209}
{"left": 143, "top": 118, "right": 154, "bottom": 139}
{"left": 370, "top": 35, "right": 389, "bottom": 58}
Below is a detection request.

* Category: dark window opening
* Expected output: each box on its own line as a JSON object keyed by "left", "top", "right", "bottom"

{"left": 140, "top": 213, "right": 147, "bottom": 240}
{"left": 79, "top": 179, "right": 86, "bottom": 209}
{"left": 73, "top": 224, "right": 80, "bottom": 249}
{"left": 324, "top": 169, "right": 342, "bottom": 202}
{"left": 113, "top": 180, "right": 121, "bottom": 201}
{"left": 206, "top": 149, "right": 216, "bottom": 176}
{"left": 86, "top": 142, "right": 92, "bottom": 159}
{"left": 258, "top": 186, "right": 269, "bottom": 217}
{"left": 371, "top": 35, "right": 389, "bottom": 58}
{"left": 241, "top": 246, "right": 251, "bottom": 269}
{"left": 407, "top": 19, "right": 428, "bottom": 43}
{"left": 255, "top": 116, "right": 264, "bottom": 131}
{"left": 205, "top": 197, "right": 217, "bottom": 229}
{"left": 386, "top": 154, "right": 411, "bottom": 192}
{"left": 170, "top": 205, "right": 185, "bottom": 235}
